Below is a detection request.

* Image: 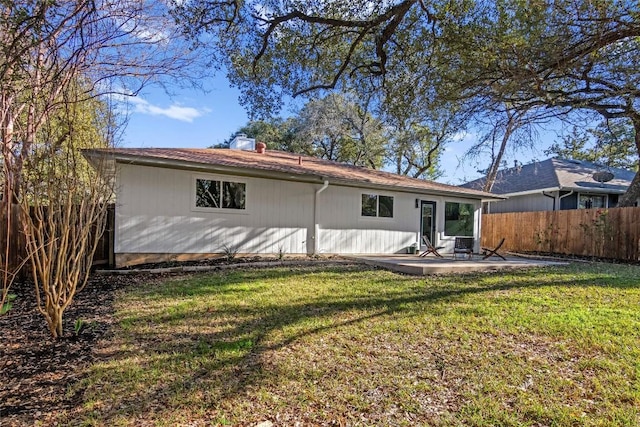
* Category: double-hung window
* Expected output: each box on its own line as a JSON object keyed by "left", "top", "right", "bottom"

{"left": 195, "top": 178, "right": 246, "bottom": 210}
{"left": 361, "top": 193, "right": 394, "bottom": 218}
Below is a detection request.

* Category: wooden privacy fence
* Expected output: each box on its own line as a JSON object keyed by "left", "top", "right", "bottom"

{"left": 482, "top": 207, "right": 640, "bottom": 261}
{"left": 0, "top": 203, "right": 115, "bottom": 274}
{"left": 0, "top": 203, "right": 25, "bottom": 273}
{"left": 92, "top": 204, "right": 115, "bottom": 267}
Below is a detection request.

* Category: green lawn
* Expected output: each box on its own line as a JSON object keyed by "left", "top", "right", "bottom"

{"left": 69, "top": 263, "right": 640, "bottom": 426}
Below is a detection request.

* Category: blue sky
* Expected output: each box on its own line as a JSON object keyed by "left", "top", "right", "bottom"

{"left": 120, "top": 78, "right": 248, "bottom": 150}
{"left": 120, "top": 75, "right": 553, "bottom": 185}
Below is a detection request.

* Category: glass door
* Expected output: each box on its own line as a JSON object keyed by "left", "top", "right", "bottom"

{"left": 420, "top": 201, "right": 436, "bottom": 248}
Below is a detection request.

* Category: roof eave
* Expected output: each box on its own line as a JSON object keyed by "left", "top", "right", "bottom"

{"left": 328, "top": 178, "right": 504, "bottom": 200}
{"left": 497, "top": 187, "right": 561, "bottom": 197}
{"left": 496, "top": 185, "right": 630, "bottom": 198}
{"left": 89, "top": 150, "right": 501, "bottom": 200}
{"left": 100, "top": 151, "right": 330, "bottom": 184}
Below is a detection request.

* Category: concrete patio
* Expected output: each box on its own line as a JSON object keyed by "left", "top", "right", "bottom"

{"left": 351, "top": 254, "right": 566, "bottom": 275}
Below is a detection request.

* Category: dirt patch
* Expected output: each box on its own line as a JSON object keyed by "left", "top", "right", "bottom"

{"left": 0, "top": 273, "right": 166, "bottom": 426}
{"left": 113, "top": 254, "right": 347, "bottom": 271}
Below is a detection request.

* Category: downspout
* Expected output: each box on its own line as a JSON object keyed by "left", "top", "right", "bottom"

{"left": 313, "top": 180, "right": 329, "bottom": 255}
{"left": 542, "top": 191, "right": 556, "bottom": 211}
{"left": 476, "top": 202, "right": 482, "bottom": 254}
{"left": 558, "top": 190, "right": 574, "bottom": 210}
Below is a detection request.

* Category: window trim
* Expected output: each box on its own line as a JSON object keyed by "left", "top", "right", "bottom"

{"left": 360, "top": 192, "right": 395, "bottom": 219}
{"left": 192, "top": 174, "right": 248, "bottom": 213}
{"left": 443, "top": 200, "right": 476, "bottom": 237}
{"left": 578, "top": 193, "right": 607, "bottom": 210}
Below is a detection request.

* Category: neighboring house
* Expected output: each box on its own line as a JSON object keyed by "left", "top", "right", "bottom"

{"left": 461, "top": 157, "right": 638, "bottom": 213}
{"left": 84, "top": 142, "right": 499, "bottom": 267}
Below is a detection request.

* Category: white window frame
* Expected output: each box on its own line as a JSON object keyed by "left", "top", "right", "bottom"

{"left": 191, "top": 174, "right": 248, "bottom": 213}
{"left": 360, "top": 192, "right": 395, "bottom": 219}
{"left": 578, "top": 193, "right": 607, "bottom": 210}
{"left": 443, "top": 200, "right": 477, "bottom": 237}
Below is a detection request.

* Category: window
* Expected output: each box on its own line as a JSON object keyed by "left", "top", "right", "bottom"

{"left": 222, "top": 181, "right": 246, "bottom": 209}
{"left": 361, "top": 194, "right": 394, "bottom": 218}
{"left": 579, "top": 194, "right": 606, "bottom": 210}
{"left": 361, "top": 194, "right": 377, "bottom": 217}
{"left": 444, "top": 202, "right": 474, "bottom": 236}
{"left": 379, "top": 195, "right": 394, "bottom": 218}
{"left": 196, "top": 178, "right": 246, "bottom": 210}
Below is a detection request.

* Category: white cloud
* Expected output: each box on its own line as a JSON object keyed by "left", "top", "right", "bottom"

{"left": 129, "top": 96, "right": 205, "bottom": 122}
{"left": 451, "top": 130, "right": 475, "bottom": 143}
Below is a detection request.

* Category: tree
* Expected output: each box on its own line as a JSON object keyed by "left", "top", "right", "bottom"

{"left": 227, "top": 94, "right": 387, "bottom": 168}
{"left": 20, "top": 86, "right": 113, "bottom": 338}
{"left": 442, "top": 1, "right": 640, "bottom": 202}
{"left": 220, "top": 118, "right": 299, "bottom": 151}
{"left": 462, "top": 102, "right": 560, "bottom": 192}
{"left": 0, "top": 0, "right": 196, "bottom": 323}
{"left": 382, "top": 81, "right": 465, "bottom": 180}
{"left": 173, "top": 0, "right": 640, "bottom": 203}
{"left": 386, "top": 123, "right": 446, "bottom": 180}
{"left": 295, "top": 93, "right": 386, "bottom": 168}
{"left": 173, "top": 0, "right": 456, "bottom": 172}
{"left": 1, "top": 0, "right": 193, "bottom": 200}
{"left": 546, "top": 120, "right": 638, "bottom": 171}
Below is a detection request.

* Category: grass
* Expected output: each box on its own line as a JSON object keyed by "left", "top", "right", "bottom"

{"left": 67, "top": 263, "right": 640, "bottom": 426}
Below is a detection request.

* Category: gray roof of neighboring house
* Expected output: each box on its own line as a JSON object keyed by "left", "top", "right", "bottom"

{"left": 461, "top": 158, "right": 636, "bottom": 195}
{"left": 84, "top": 147, "right": 501, "bottom": 200}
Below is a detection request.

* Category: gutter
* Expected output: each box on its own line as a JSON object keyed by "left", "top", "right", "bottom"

{"left": 499, "top": 187, "right": 560, "bottom": 198}
{"left": 542, "top": 191, "right": 557, "bottom": 211}
{"left": 313, "top": 180, "right": 329, "bottom": 255}
{"left": 556, "top": 190, "right": 575, "bottom": 210}
{"left": 559, "top": 190, "right": 574, "bottom": 201}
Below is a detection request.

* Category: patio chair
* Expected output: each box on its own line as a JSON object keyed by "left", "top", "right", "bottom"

{"left": 419, "top": 236, "right": 444, "bottom": 258}
{"left": 482, "top": 237, "right": 506, "bottom": 260}
{"left": 453, "top": 237, "right": 474, "bottom": 260}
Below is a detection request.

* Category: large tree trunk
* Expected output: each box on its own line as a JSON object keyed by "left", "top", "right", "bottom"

{"left": 619, "top": 172, "right": 640, "bottom": 207}
{"left": 618, "top": 117, "right": 640, "bottom": 207}
{"left": 482, "top": 110, "right": 515, "bottom": 192}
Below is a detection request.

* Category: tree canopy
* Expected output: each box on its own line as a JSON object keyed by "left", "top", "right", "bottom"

{"left": 174, "top": 0, "right": 640, "bottom": 203}
{"left": 546, "top": 120, "right": 638, "bottom": 171}
{"left": 226, "top": 93, "right": 447, "bottom": 178}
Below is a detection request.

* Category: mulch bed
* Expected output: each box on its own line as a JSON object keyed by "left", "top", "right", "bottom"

{"left": 0, "top": 273, "right": 164, "bottom": 427}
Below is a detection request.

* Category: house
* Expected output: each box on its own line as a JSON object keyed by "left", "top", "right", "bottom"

{"left": 461, "top": 157, "right": 637, "bottom": 213}
{"left": 84, "top": 141, "right": 499, "bottom": 267}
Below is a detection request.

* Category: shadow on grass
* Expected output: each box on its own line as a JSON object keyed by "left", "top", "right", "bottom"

{"left": 69, "top": 263, "right": 640, "bottom": 424}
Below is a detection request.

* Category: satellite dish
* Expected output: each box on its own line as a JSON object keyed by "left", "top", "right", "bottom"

{"left": 592, "top": 171, "right": 614, "bottom": 183}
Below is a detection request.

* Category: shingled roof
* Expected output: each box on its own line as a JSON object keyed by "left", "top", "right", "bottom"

{"left": 84, "top": 147, "right": 499, "bottom": 200}
{"left": 461, "top": 158, "right": 636, "bottom": 194}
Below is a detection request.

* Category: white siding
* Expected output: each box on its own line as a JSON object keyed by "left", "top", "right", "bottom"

{"left": 116, "top": 164, "right": 484, "bottom": 256}
{"left": 316, "top": 186, "right": 483, "bottom": 254}
{"left": 116, "top": 164, "right": 314, "bottom": 255}
{"left": 316, "top": 186, "right": 419, "bottom": 254}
